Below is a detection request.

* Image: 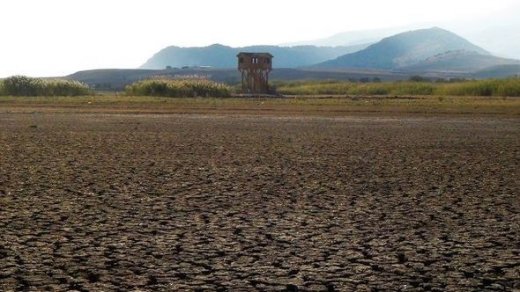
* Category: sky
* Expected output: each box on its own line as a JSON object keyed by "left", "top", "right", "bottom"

{"left": 0, "top": 0, "right": 518, "bottom": 77}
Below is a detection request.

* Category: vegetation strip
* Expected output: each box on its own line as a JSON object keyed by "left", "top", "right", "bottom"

{"left": 1, "top": 96, "right": 519, "bottom": 116}
{"left": 274, "top": 78, "right": 520, "bottom": 97}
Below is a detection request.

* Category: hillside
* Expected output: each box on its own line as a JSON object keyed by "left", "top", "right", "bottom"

{"left": 141, "top": 44, "right": 367, "bottom": 69}
{"left": 68, "top": 68, "right": 238, "bottom": 90}
{"left": 69, "top": 27, "right": 520, "bottom": 90}
{"left": 402, "top": 50, "right": 520, "bottom": 73}
{"left": 283, "top": 26, "right": 406, "bottom": 47}
{"left": 67, "top": 68, "right": 408, "bottom": 91}
{"left": 315, "top": 27, "right": 490, "bottom": 70}
{"left": 473, "top": 64, "right": 520, "bottom": 79}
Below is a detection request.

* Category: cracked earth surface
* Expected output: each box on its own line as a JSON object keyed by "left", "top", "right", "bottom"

{"left": 0, "top": 112, "right": 519, "bottom": 291}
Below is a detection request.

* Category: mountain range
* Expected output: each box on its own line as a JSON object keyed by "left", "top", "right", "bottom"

{"left": 69, "top": 27, "right": 519, "bottom": 90}
{"left": 141, "top": 44, "right": 368, "bottom": 69}
{"left": 141, "top": 27, "right": 519, "bottom": 76}
{"left": 315, "top": 28, "right": 490, "bottom": 69}
{"left": 282, "top": 26, "right": 407, "bottom": 47}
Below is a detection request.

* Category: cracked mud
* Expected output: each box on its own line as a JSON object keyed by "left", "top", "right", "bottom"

{"left": 1, "top": 112, "right": 519, "bottom": 291}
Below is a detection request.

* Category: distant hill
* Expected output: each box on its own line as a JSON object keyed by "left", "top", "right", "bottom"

{"left": 69, "top": 27, "right": 520, "bottom": 91}
{"left": 315, "top": 27, "right": 491, "bottom": 70}
{"left": 473, "top": 64, "right": 520, "bottom": 79}
{"left": 141, "top": 44, "right": 367, "bottom": 69}
{"left": 68, "top": 68, "right": 238, "bottom": 91}
{"left": 282, "top": 26, "right": 408, "bottom": 47}
{"left": 402, "top": 50, "right": 520, "bottom": 73}
{"left": 68, "top": 69, "right": 155, "bottom": 90}
{"left": 68, "top": 68, "right": 408, "bottom": 91}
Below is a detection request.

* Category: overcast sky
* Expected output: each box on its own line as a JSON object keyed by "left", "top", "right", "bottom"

{"left": 0, "top": 0, "right": 518, "bottom": 77}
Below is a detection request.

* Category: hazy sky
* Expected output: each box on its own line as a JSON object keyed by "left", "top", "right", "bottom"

{"left": 1, "top": 0, "right": 518, "bottom": 77}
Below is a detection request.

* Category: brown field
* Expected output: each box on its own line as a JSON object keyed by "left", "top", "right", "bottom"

{"left": 0, "top": 97, "right": 519, "bottom": 291}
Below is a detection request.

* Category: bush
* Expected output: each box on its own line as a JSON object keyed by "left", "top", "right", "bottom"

{"left": 2, "top": 76, "right": 37, "bottom": 96}
{"left": 125, "top": 79, "right": 231, "bottom": 97}
{"left": 0, "top": 75, "right": 91, "bottom": 96}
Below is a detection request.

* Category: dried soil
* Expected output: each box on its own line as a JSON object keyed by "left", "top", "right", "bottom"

{"left": 0, "top": 112, "right": 519, "bottom": 291}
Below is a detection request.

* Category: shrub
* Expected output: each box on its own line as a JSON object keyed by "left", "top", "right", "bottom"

{"left": 2, "top": 76, "right": 38, "bottom": 96}
{"left": 125, "top": 79, "right": 232, "bottom": 97}
{"left": 0, "top": 76, "right": 91, "bottom": 96}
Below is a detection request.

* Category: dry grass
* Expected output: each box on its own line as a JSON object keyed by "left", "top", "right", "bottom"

{"left": 1, "top": 95, "right": 519, "bottom": 116}
{"left": 275, "top": 79, "right": 520, "bottom": 97}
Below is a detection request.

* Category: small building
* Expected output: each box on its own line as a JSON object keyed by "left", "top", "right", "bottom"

{"left": 237, "top": 52, "right": 273, "bottom": 94}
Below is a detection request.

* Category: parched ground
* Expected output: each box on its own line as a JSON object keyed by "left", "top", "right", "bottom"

{"left": 0, "top": 108, "right": 519, "bottom": 291}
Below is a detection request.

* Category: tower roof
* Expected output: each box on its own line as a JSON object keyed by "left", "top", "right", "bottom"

{"left": 237, "top": 52, "right": 273, "bottom": 58}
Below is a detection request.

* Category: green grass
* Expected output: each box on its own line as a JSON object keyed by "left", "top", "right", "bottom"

{"left": 275, "top": 78, "right": 520, "bottom": 97}
{"left": 436, "top": 79, "right": 520, "bottom": 96}
{"left": 2, "top": 77, "right": 519, "bottom": 116}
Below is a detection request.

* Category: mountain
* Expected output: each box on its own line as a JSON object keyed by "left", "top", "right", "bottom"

{"left": 315, "top": 27, "right": 491, "bottom": 70}
{"left": 72, "top": 27, "right": 520, "bottom": 90}
{"left": 473, "top": 64, "right": 520, "bottom": 79}
{"left": 282, "top": 26, "right": 409, "bottom": 47}
{"left": 401, "top": 50, "right": 520, "bottom": 73}
{"left": 442, "top": 4, "right": 520, "bottom": 59}
{"left": 141, "top": 44, "right": 367, "bottom": 69}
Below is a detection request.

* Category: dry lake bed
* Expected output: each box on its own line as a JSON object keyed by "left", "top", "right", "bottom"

{"left": 0, "top": 101, "right": 519, "bottom": 291}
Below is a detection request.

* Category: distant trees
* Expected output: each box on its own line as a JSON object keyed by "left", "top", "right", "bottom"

{"left": 0, "top": 76, "right": 91, "bottom": 96}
